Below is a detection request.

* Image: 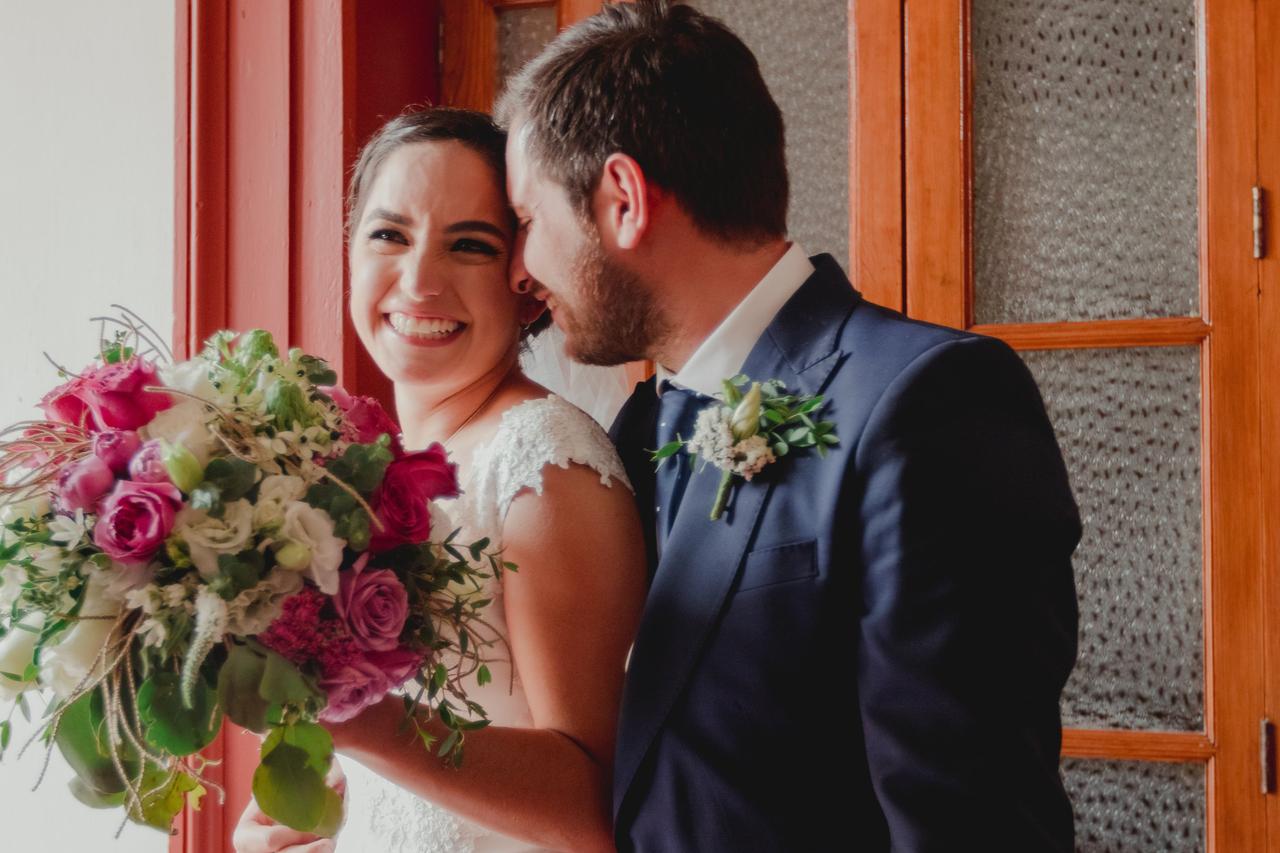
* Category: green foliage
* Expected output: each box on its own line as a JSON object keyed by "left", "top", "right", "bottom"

{"left": 54, "top": 691, "right": 139, "bottom": 796}
{"left": 325, "top": 441, "right": 394, "bottom": 496}
{"left": 253, "top": 722, "right": 343, "bottom": 836}
{"left": 136, "top": 671, "right": 221, "bottom": 757}
{"left": 210, "top": 549, "right": 265, "bottom": 601}
{"left": 304, "top": 483, "right": 372, "bottom": 552}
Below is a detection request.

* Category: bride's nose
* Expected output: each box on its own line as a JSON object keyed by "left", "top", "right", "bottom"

{"left": 400, "top": 250, "right": 445, "bottom": 301}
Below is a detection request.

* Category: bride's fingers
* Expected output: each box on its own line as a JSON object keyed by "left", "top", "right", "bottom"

{"left": 232, "top": 819, "right": 330, "bottom": 853}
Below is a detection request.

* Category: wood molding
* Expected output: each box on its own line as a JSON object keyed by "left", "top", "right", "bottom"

{"left": 442, "top": 0, "right": 498, "bottom": 111}
{"left": 557, "top": 0, "right": 602, "bottom": 28}
{"left": 972, "top": 317, "right": 1212, "bottom": 351}
{"left": 849, "top": 0, "right": 904, "bottom": 311}
{"left": 903, "top": 0, "right": 969, "bottom": 329}
{"left": 1062, "top": 729, "right": 1215, "bottom": 763}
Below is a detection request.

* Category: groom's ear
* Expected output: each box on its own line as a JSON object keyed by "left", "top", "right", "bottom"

{"left": 596, "top": 153, "right": 652, "bottom": 252}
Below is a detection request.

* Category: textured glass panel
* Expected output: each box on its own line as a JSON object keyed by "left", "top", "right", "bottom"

{"left": 1023, "top": 347, "right": 1203, "bottom": 730}
{"left": 1062, "top": 759, "right": 1205, "bottom": 852}
{"left": 972, "top": 1, "right": 1200, "bottom": 323}
{"left": 499, "top": 5, "right": 557, "bottom": 84}
{"left": 689, "top": 0, "right": 849, "bottom": 271}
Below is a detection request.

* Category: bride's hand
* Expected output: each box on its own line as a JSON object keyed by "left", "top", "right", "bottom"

{"left": 231, "top": 758, "right": 347, "bottom": 853}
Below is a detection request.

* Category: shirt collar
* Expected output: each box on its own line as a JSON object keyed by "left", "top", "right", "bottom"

{"left": 657, "top": 242, "right": 814, "bottom": 397}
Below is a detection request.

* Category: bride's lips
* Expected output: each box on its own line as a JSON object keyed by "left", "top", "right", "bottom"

{"left": 384, "top": 312, "right": 467, "bottom": 347}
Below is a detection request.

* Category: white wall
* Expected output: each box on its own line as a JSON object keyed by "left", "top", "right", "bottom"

{"left": 0, "top": 2, "right": 174, "bottom": 849}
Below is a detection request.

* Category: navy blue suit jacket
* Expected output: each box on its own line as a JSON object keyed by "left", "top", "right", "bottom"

{"left": 608, "top": 256, "right": 1080, "bottom": 851}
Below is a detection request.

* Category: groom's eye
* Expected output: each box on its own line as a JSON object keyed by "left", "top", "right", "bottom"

{"left": 369, "top": 228, "right": 408, "bottom": 246}
{"left": 451, "top": 238, "right": 501, "bottom": 257}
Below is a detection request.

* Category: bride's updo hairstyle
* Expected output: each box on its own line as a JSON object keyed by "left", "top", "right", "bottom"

{"left": 346, "top": 106, "right": 550, "bottom": 338}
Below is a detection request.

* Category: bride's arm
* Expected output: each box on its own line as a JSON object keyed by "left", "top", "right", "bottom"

{"left": 327, "top": 462, "right": 646, "bottom": 852}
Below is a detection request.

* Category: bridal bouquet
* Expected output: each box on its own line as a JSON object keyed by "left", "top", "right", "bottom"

{"left": 0, "top": 311, "right": 508, "bottom": 837}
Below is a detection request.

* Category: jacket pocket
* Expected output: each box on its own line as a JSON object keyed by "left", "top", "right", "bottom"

{"left": 735, "top": 539, "right": 818, "bottom": 593}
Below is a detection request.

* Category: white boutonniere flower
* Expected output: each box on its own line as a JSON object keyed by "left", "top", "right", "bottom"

{"left": 652, "top": 375, "right": 839, "bottom": 521}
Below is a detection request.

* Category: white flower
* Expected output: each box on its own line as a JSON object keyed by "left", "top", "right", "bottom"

{"left": 177, "top": 500, "right": 256, "bottom": 580}
{"left": 280, "top": 502, "right": 344, "bottom": 595}
{"left": 48, "top": 510, "right": 90, "bottom": 549}
{"left": 193, "top": 586, "right": 229, "bottom": 648}
{"left": 686, "top": 406, "right": 736, "bottom": 469}
{"left": 0, "top": 611, "right": 44, "bottom": 701}
{"left": 91, "top": 559, "right": 156, "bottom": 599}
{"left": 39, "top": 574, "right": 122, "bottom": 699}
{"left": 0, "top": 493, "right": 50, "bottom": 526}
{"left": 142, "top": 399, "right": 220, "bottom": 466}
{"left": 225, "top": 567, "right": 303, "bottom": 636}
{"left": 160, "top": 358, "right": 230, "bottom": 405}
{"left": 730, "top": 434, "right": 776, "bottom": 481}
{"left": 253, "top": 475, "right": 307, "bottom": 531}
{"left": 27, "top": 544, "right": 71, "bottom": 578}
{"left": 0, "top": 564, "right": 24, "bottom": 610}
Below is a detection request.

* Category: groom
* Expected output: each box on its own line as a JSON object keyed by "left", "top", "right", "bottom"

{"left": 498, "top": 2, "right": 1081, "bottom": 850}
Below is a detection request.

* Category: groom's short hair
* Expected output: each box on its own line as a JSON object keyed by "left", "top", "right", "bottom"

{"left": 495, "top": 0, "right": 788, "bottom": 246}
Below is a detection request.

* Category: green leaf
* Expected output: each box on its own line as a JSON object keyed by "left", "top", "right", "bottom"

{"left": 650, "top": 441, "right": 684, "bottom": 465}
{"left": 68, "top": 775, "right": 128, "bottom": 809}
{"left": 211, "top": 549, "right": 265, "bottom": 601}
{"left": 722, "top": 380, "right": 743, "bottom": 406}
{"left": 137, "top": 671, "right": 221, "bottom": 756}
{"left": 476, "top": 665, "right": 491, "bottom": 687}
{"left": 297, "top": 353, "right": 338, "bottom": 387}
{"left": 0, "top": 719, "right": 10, "bottom": 756}
{"left": 326, "top": 443, "right": 394, "bottom": 496}
{"left": 217, "top": 642, "right": 271, "bottom": 733}
{"left": 437, "top": 730, "right": 460, "bottom": 757}
{"left": 203, "top": 457, "right": 260, "bottom": 502}
{"left": 432, "top": 664, "right": 447, "bottom": 691}
{"left": 795, "top": 396, "right": 826, "bottom": 415}
{"left": 129, "top": 764, "right": 205, "bottom": 831}
{"left": 763, "top": 409, "right": 786, "bottom": 425}
{"left": 820, "top": 433, "right": 840, "bottom": 446}
{"left": 55, "top": 691, "right": 139, "bottom": 795}
{"left": 772, "top": 440, "right": 790, "bottom": 457}
{"left": 253, "top": 723, "right": 342, "bottom": 835}
{"left": 729, "top": 373, "right": 750, "bottom": 387}
{"left": 259, "top": 647, "right": 324, "bottom": 710}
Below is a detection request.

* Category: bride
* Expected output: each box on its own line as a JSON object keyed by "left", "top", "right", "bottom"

{"left": 234, "top": 107, "right": 646, "bottom": 852}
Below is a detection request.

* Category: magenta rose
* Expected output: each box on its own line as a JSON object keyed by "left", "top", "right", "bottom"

{"left": 317, "top": 657, "right": 391, "bottom": 723}
{"left": 81, "top": 358, "right": 174, "bottom": 431}
{"left": 56, "top": 455, "right": 116, "bottom": 513}
{"left": 335, "top": 564, "right": 409, "bottom": 652}
{"left": 368, "top": 444, "right": 459, "bottom": 552}
{"left": 128, "top": 439, "right": 170, "bottom": 483}
{"left": 323, "top": 386, "right": 402, "bottom": 453}
{"left": 92, "top": 480, "right": 182, "bottom": 564}
{"left": 365, "top": 646, "right": 426, "bottom": 687}
{"left": 92, "top": 430, "right": 142, "bottom": 474}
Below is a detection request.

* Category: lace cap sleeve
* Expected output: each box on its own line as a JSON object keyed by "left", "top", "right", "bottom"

{"left": 468, "top": 395, "right": 633, "bottom": 531}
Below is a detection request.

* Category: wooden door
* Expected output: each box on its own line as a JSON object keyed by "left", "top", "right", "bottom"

{"left": 878, "top": 1, "right": 1267, "bottom": 849}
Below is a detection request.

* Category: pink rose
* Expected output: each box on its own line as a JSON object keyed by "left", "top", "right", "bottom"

{"left": 92, "top": 480, "right": 182, "bottom": 564}
{"left": 127, "top": 439, "right": 170, "bottom": 483}
{"left": 82, "top": 358, "right": 174, "bottom": 431}
{"left": 92, "top": 430, "right": 142, "bottom": 474}
{"left": 317, "top": 657, "right": 391, "bottom": 723}
{"left": 39, "top": 374, "right": 94, "bottom": 428}
{"left": 323, "top": 386, "right": 402, "bottom": 453}
{"left": 368, "top": 445, "right": 459, "bottom": 552}
{"left": 39, "top": 359, "right": 173, "bottom": 432}
{"left": 56, "top": 455, "right": 116, "bottom": 513}
{"left": 335, "top": 562, "right": 409, "bottom": 652}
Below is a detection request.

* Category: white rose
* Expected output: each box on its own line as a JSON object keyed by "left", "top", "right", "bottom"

{"left": 280, "top": 502, "right": 344, "bottom": 595}
{"left": 254, "top": 475, "right": 307, "bottom": 531}
{"left": 225, "top": 567, "right": 303, "bottom": 636}
{"left": 0, "top": 611, "right": 44, "bottom": 701}
{"left": 142, "top": 399, "right": 220, "bottom": 466}
{"left": 160, "top": 359, "right": 228, "bottom": 404}
{"left": 177, "top": 500, "right": 256, "bottom": 580}
{"left": 40, "top": 574, "right": 122, "bottom": 699}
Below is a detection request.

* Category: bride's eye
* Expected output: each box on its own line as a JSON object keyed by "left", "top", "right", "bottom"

{"left": 368, "top": 228, "right": 408, "bottom": 246}
{"left": 451, "top": 238, "right": 501, "bottom": 257}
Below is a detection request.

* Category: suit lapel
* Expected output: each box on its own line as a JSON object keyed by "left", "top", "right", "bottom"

{"left": 614, "top": 256, "right": 859, "bottom": 814}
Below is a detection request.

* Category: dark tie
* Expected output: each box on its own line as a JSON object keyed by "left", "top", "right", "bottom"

{"left": 654, "top": 383, "right": 706, "bottom": 555}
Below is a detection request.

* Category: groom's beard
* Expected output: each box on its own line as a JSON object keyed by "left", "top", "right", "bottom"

{"left": 557, "top": 234, "right": 668, "bottom": 367}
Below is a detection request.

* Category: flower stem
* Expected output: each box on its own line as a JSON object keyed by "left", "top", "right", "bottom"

{"left": 710, "top": 470, "right": 734, "bottom": 520}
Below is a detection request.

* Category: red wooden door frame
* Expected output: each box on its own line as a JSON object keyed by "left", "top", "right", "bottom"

{"left": 170, "top": 2, "right": 439, "bottom": 849}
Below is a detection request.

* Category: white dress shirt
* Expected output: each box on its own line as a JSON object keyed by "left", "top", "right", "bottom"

{"left": 656, "top": 242, "right": 815, "bottom": 396}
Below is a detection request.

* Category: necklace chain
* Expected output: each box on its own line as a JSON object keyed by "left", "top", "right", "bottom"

{"left": 440, "top": 369, "right": 511, "bottom": 449}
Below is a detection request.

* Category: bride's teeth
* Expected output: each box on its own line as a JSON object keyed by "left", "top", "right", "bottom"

{"left": 390, "top": 314, "right": 462, "bottom": 339}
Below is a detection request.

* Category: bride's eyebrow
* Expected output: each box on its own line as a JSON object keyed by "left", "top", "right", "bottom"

{"left": 444, "top": 220, "right": 509, "bottom": 240}
{"left": 367, "top": 208, "right": 411, "bottom": 226}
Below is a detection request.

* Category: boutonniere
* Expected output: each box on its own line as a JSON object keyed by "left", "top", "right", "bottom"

{"left": 652, "top": 375, "right": 839, "bottom": 521}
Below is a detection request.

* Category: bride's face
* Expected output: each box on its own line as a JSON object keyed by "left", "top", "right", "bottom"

{"left": 349, "top": 141, "right": 521, "bottom": 390}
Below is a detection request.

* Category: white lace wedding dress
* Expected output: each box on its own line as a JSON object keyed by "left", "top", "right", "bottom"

{"left": 337, "top": 394, "right": 632, "bottom": 853}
